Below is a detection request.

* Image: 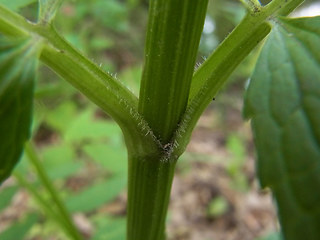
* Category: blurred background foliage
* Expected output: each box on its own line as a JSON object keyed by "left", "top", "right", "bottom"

{"left": 0, "top": 0, "right": 319, "bottom": 239}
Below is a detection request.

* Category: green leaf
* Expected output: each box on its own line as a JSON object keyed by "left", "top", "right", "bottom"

{"left": 0, "top": 37, "right": 38, "bottom": 184}
{"left": 0, "top": 214, "right": 38, "bottom": 240}
{"left": 64, "top": 109, "right": 122, "bottom": 144}
{"left": 41, "top": 144, "right": 82, "bottom": 180}
{"left": 0, "top": 186, "right": 18, "bottom": 211}
{"left": 119, "top": 65, "right": 142, "bottom": 96}
{"left": 92, "top": 216, "right": 126, "bottom": 240}
{"left": 44, "top": 101, "right": 77, "bottom": 133}
{"left": 0, "top": 0, "right": 36, "bottom": 11}
{"left": 83, "top": 143, "right": 127, "bottom": 174}
{"left": 65, "top": 176, "right": 126, "bottom": 213}
{"left": 91, "top": 0, "right": 129, "bottom": 31}
{"left": 38, "top": 0, "right": 63, "bottom": 23}
{"left": 256, "top": 232, "right": 282, "bottom": 240}
{"left": 244, "top": 16, "right": 320, "bottom": 240}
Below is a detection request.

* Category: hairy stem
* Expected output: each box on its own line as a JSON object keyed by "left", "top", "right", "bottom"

{"left": 127, "top": 152, "right": 177, "bottom": 240}
{"left": 0, "top": 4, "right": 149, "bottom": 145}
{"left": 0, "top": 3, "right": 161, "bottom": 153}
{"left": 138, "top": 0, "right": 208, "bottom": 143}
{"left": 172, "top": 0, "right": 304, "bottom": 155}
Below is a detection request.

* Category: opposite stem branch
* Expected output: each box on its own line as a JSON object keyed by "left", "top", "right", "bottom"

{"left": 172, "top": 0, "right": 304, "bottom": 156}
{"left": 0, "top": 4, "right": 161, "bottom": 154}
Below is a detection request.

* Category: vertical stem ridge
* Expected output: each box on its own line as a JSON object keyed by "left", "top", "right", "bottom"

{"left": 127, "top": 153, "right": 177, "bottom": 240}
{"left": 128, "top": 1, "right": 208, "bottom": 239}
{"left": 138, "top": 0, "right": 208, "bottom": 143}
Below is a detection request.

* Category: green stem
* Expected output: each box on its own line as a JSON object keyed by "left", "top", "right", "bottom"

{"left": 240, "top": 0, "right": 262, "bottom": 13}
{"left": 13, "top": 172, "right": 76, "bottom": 239}
{"left": 138, "top": 0, "right": 208, "bottom": 143}
{"left": 128, "top": 1, "right": 209, "bottom": 239}
{"left": 0, "top": 2, "right": 305, "bottom": 240}
{"left": 172, "top": 0, "right": 304, "bottom": 155}
{"left": 188, "top": 0, "right": 303, "bottom": 102}
{"left": 24, "top": 143, "right": 82, "bottom": 240}
{"left": 0, "top": 4, "right": 145, "bottom": 139}
{"left": 36, "top": 25, "right": 140, "bottom": 134}
{"left": 0, "top": 3, "right": 161, "bottom": 153}
{"left": 0, "top": 3, "right": 163, "bottom": 156}
{"left": 127, "top": 152, "right": 177, "bottom": 240}
{"left": 0, "top": 4, "right": 31, "bottom": 36}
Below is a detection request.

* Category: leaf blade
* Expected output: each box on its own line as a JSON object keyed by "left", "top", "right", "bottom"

{"left": 0, "top": 214, "right": 38, "bottom": 240}
{"left": 65, "top": 176, "right": 126, "bottom": 213}
{"left": 38, "top": 0, "right": 64, "bottom": 23}
{"left": 0, "top": 37, "right": 38, "bottom": 183}
{"left": 0, "top": 0, "right": 37, "bottom": 11}
{"left": 244, "top": 16, "right": 320, "bottom": 239}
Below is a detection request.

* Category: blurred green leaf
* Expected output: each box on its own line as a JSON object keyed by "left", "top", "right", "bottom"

{"left": 244, "top": 16, "right": 320, "bottom": 239}
{"left": 226, "top": 134, "right": 248, "bottom": 191}
{"left": 219, "top": 1, "right": 246, "bottom": 26}
{"left": 83, "top": 143, "right": 127, "bottom": 174}
{"left": 64, "top": 109, "right": 122, "bottom": 144}
{"left": 38, "top": 0, "right": 63, "bottom": 23}
{"left": 207, "top": 196, "right": 229, "bottom": 217}
{"left": 92, "top": 216, "right": 126, "bottom": 240}
{"left": 0, "top": 0, "right": 36, "bottom": 11}
{"left": 14, "top": 152, "right": 30, "bottom": 175}
{"left": 0, "top": 37, "right": 38, "bottom": 184}
{"left": 226, "top": 134, "right": 246, "bottom": 167}
{"left": 41, "top": 144, "right": 82, "bottom": 179}
{"left": 65, "top": 176, "right": 126, "bottom": 213}
{"left": 64, "top": 33, "right": 87, "bottom": 53}
{"left": 0, "top": 186, "right": 18, "bottom": 211}
{"left": 0, "top": 214, "right": 38, "bottom": 240}
{"left": 120, "top": 65, "right": 142, "bottom": 96}
{"left": 45, "top": 101, "right": 77, "bottom": 133}
{"left": 90, "top": 36, "right": 114, "bottom": 51}
{"left": 256, "top": 232, "right": 282, "bottom": 240}
{"left": 91, "top": 0, "right": 128, "bottom": 31}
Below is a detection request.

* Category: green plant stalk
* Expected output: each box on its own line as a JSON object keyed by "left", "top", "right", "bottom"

{"left": 241, "top": 0, "right": 262, "bottom": 12}
{"left": 127, "top": 153, "right": 176, "bottom": 240}
{"left": 0, "top": 4, "right": 143, "bottom": 138}
{"left": 24, "top": 143, "right": 83, "bottom": 240}
{"left": 127, "top": 1, "right": 208, "bottom": 239}
{"left": 0, "top": 1, "right": 304, "bottom": 240}
{"left": 189, "top": 0, "right": 304, "bottom": 101}
{"left": 172, "top": 0, "right": 304, "bottom": 155}
{"left": 0, "top": 3, "right": 162, "bottom": 156}
{"left": 36, "top": 26, "right": 141, "bottom": 136}
{"left": 139, "top": 0, "right": 208, "bottom": 143}
{"left": 127, "top": 3, "right": 304, "bottom": 238}
{"left": 0, "top": 0, "right": 302, "bottom": 153}
{"left": 13, "top": 172, "right": 78, "bottom": 240}
{"left": 0, "top": 5, "right": 30, "bottom": 36}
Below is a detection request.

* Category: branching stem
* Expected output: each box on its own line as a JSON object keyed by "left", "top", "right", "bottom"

{"left": 172, "top": 0, "right": 304, "bottom": 156}
{"left": 0, "top": 1, "right": 306, "bottom": 240}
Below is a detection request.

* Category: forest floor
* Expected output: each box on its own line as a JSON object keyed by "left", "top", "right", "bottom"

{"left": 167, "top": 102, "right": 278, "bottom": 240}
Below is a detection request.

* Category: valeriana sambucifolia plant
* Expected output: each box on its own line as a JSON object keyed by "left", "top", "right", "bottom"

{"left": 0, "top": 0, "right": 319, "bottom": 239}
